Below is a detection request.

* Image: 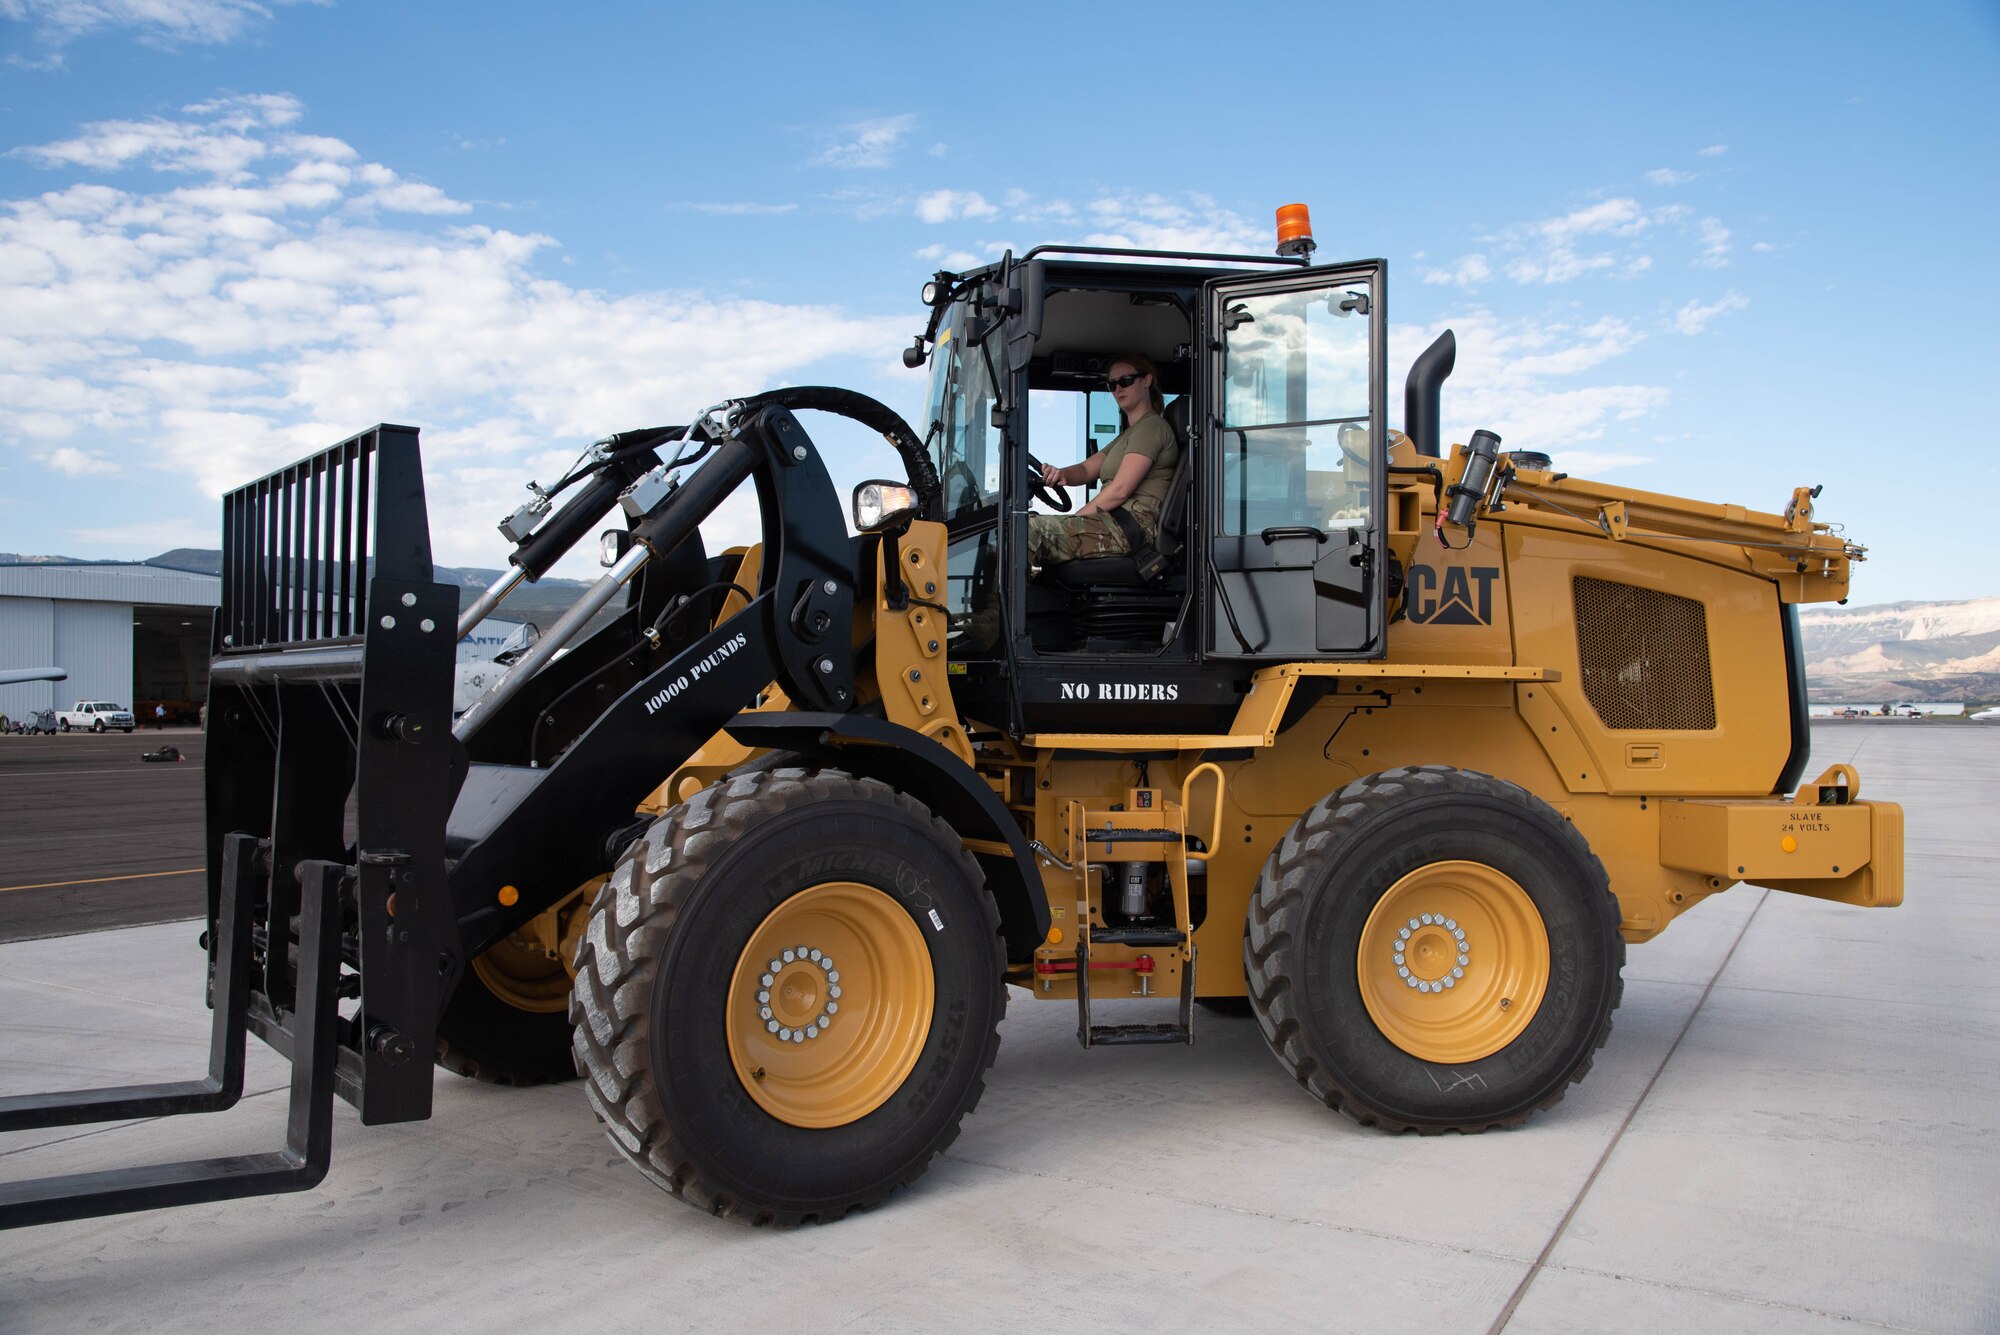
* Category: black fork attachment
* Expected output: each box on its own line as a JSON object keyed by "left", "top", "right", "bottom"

{"left": 0, "top": 425, "right": 461, "bottom": 1229}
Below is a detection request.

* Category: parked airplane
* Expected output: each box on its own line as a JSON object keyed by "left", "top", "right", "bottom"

{"left": 1972, "top": 707, "right": 2000, "bottom": 722}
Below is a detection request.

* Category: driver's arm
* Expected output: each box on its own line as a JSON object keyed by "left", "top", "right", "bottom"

{"left": 1043, "top": 452, "right": 1108, "bottom": 487}
{"left": 1078, "top": 453, "right": 1153, "bottom": 517}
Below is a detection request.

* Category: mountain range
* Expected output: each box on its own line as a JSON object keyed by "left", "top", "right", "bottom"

{"left": 1798, "top": 596, "right": 2000, "bottom": 706}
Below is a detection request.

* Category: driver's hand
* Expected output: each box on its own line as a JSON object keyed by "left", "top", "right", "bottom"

{"left": 1040, "top": 461, "right": 1063, "bottom": 486}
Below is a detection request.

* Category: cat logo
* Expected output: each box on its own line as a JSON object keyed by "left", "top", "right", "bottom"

{"left": 1407, "top": 564, "right": 1501, "bottom": 626}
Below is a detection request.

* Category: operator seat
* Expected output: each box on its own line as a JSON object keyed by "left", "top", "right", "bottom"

{"left": 1035, "top": 395, "right": 1193, "bottom": 646}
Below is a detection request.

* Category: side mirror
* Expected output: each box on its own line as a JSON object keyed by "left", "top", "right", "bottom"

{"left": 598, "top": 528, "right": 635, "bottom": 567}
{"left": 852, "top": 480, "right": 920, "bottom": 532}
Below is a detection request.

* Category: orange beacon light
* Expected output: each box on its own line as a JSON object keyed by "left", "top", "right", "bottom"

{"left": 1275, "top": 203, "right": 1316, "bottom": 258}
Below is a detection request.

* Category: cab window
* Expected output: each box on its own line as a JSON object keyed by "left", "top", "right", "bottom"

{"left": 1217, "top": 287, "right": 1370, "bottom": 535}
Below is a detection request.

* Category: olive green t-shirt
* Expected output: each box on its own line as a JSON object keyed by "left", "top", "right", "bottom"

{"left": 1097, "top": 414, "right": 1179, "bottom": 511}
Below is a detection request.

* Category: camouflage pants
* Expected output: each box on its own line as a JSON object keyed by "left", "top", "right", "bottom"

{"left": 1028, "top": 496, "right": 1162, "bottom": 566}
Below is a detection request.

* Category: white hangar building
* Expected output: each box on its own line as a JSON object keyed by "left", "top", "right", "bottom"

{"left": 0, "top": 562, "right": 221, "bottom": 725}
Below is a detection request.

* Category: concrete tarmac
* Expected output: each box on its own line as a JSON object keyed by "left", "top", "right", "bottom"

{"left": 1, "top": 725, "right": 1994, "bottom": 1333}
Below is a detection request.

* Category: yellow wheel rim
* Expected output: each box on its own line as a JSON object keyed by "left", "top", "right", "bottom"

{"left": 469, "top": 879, "right": 599, "bottom": 1014}
{"left": 725, "top": 882, "right": 934, "bottom": 1129}
{"left": 1356, "top": 861, "right": 1549, "bottom": 1064}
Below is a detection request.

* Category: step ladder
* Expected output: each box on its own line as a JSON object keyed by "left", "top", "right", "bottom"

{"left": 1049, "top": 764, "right": 1222, "bottom": 1049}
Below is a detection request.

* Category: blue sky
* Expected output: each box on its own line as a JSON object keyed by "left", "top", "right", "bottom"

{"left": 2, "top": 0, "right": 1995, "bottom": 603}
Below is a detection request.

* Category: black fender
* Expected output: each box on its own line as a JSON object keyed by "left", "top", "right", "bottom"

{"left": 724, "top": 712, "right": 1049, "bottom": 962}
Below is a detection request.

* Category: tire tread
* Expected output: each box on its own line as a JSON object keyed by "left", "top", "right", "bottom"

{"left": 1244, "top": 765, "right": 1624, "bottom": 1134}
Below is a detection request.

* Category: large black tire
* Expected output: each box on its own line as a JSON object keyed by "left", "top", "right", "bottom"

{"left": 1245, "top": 765, "right": 1624, "bottom": 1132}
{"left": 434, "top": 966, "right": 580, "bottom": 1086}
{"left": 58, "top": 719, "right": 69, "bottom": 732}
{"left": 571, "top": 767, "right": 1006, "bottom": 1225}
{"left": 435, "top": 883, "right": 596, "bottom": 1085}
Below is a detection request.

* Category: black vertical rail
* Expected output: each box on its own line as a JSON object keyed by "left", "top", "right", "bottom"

{"left": 354, "top": 439, "right": 373, "bottom": 633}
{"left": 306, "top": 460, "right": 322, "bottom": 640}
{"left": 338, "top": 441, "right": 356, "bottom": 637}
{"left": 261, "top": 474, "right": 279, "bottom": 646}
{"left": 291, "top": 461, "right": 307, "bottom": 640}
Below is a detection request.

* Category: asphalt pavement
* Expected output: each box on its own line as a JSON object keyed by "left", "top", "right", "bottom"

{"left": 0, "top": 724, "right": 1994, "bottom": 1333}
{"left": 0, "top": 728, "right": 206, "bottom": 943}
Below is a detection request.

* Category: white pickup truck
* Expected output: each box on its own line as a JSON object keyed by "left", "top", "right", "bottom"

{"left": 56, "top": 700, "right": 136, "bottom": 733}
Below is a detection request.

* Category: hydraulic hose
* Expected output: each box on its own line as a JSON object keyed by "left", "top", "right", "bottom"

{"left": 737, "top": 386, "right": 940, "bottom": 519}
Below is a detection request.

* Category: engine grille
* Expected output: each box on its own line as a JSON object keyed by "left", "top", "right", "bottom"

{"left": 1573, "top": 576, "right": 1717, "bottom": 730}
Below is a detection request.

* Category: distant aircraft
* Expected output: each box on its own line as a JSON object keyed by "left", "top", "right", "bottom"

{"left": 0, "top": 666, "right": 66, "bottom": 687}
{"left": 1972, "top": 707, "right": 2000, "bottom": 723}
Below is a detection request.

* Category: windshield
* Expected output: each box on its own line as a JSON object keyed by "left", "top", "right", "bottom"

{"left": 921, "top": 302, "right": 1005, "bottom": 523}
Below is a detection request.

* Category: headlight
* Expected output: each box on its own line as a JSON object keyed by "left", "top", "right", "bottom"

{"left": 921, "top": 280, "right": 942, "bottom": 306}
{"left": 852, "top": 480, "right": 919, "bottom": 531}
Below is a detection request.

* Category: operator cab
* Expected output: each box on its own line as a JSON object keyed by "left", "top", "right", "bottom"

{"left": 911, "top": 245, "right": 1388, "bottom": 735}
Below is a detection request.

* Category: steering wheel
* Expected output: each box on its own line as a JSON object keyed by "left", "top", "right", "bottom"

{"left": 1025, "top": 454, "right": 1073, "bottom": 512}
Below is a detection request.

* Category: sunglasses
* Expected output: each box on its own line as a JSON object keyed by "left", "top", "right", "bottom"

{"left": 1105, "top": 372, "right": 1144, "bottom": 391}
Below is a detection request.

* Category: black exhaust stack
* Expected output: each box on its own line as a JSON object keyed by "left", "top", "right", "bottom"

{"left": 1404, "top": 330, "right": 1456, "bottom": 458}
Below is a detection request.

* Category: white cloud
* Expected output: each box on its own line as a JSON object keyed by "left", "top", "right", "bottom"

{"left": 1645, "top": 168, "right": 1694, "bottom": 186}
{"left": 1490, "top": 196, "right": 1739, "bottom": 285}
{"left": 915, "top": 189, "right": 997, "bottom": 224}
{"left": 1695, "top": 216, "right": 1731, "bottom": 268}
{"left": 1673, "top": 291, "right": 1749, "bottom": 335}
{"left": 1073, "top": 192, "right": 1267, "bottom": 256}
{"left": 1393, "top": 310, "right": 1668, "bottom": 463}
{"left": 1002, "top": 189, "right": 1074, "bottom": 223}
{"left": 182, "top": 93, "right": 303, "bottom": 129}
{"left": 2, "top": 97, "right": 915, "bottom": 570}
{"left": 681, "top": 201, "right": 798, "bottom": 216}
{"left": 3, "top": 1, "right": 319, "bottom": 55}
{"left": 1421, "top": 254, "right": 1491, "bottom": 288}
{"left": 41, "top": 445, "right": 119, "bottom": 474}
{"left": 814, "top": 114, "right": 917, "bottom": 169}
{"left": 914, "top": 243, "right": 984, "bottom": 270}
{"left": 1698, "top": 144, "right": 1728, "bottom": 157}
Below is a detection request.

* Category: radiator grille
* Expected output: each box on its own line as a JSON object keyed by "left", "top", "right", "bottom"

{"left": 1573, "top": 576, "right": 1717, "bottom": 730}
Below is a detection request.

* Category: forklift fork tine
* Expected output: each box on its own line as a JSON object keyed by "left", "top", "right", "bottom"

{"left": 0, "top": 848, "right": 341, "bottom": 1230}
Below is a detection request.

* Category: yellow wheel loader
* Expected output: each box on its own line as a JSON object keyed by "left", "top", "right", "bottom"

{"left": 0, "top": 208, "right": 1901, "bottom": 1229}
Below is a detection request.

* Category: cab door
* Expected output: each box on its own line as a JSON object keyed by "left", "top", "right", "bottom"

{"left": 1202, "top": 261, "right": 1386, "bottom": 660}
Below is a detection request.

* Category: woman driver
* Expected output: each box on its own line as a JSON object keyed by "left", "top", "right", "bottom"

{"left": 1028, "top": 354, "right": 1179, "bottom": 566}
